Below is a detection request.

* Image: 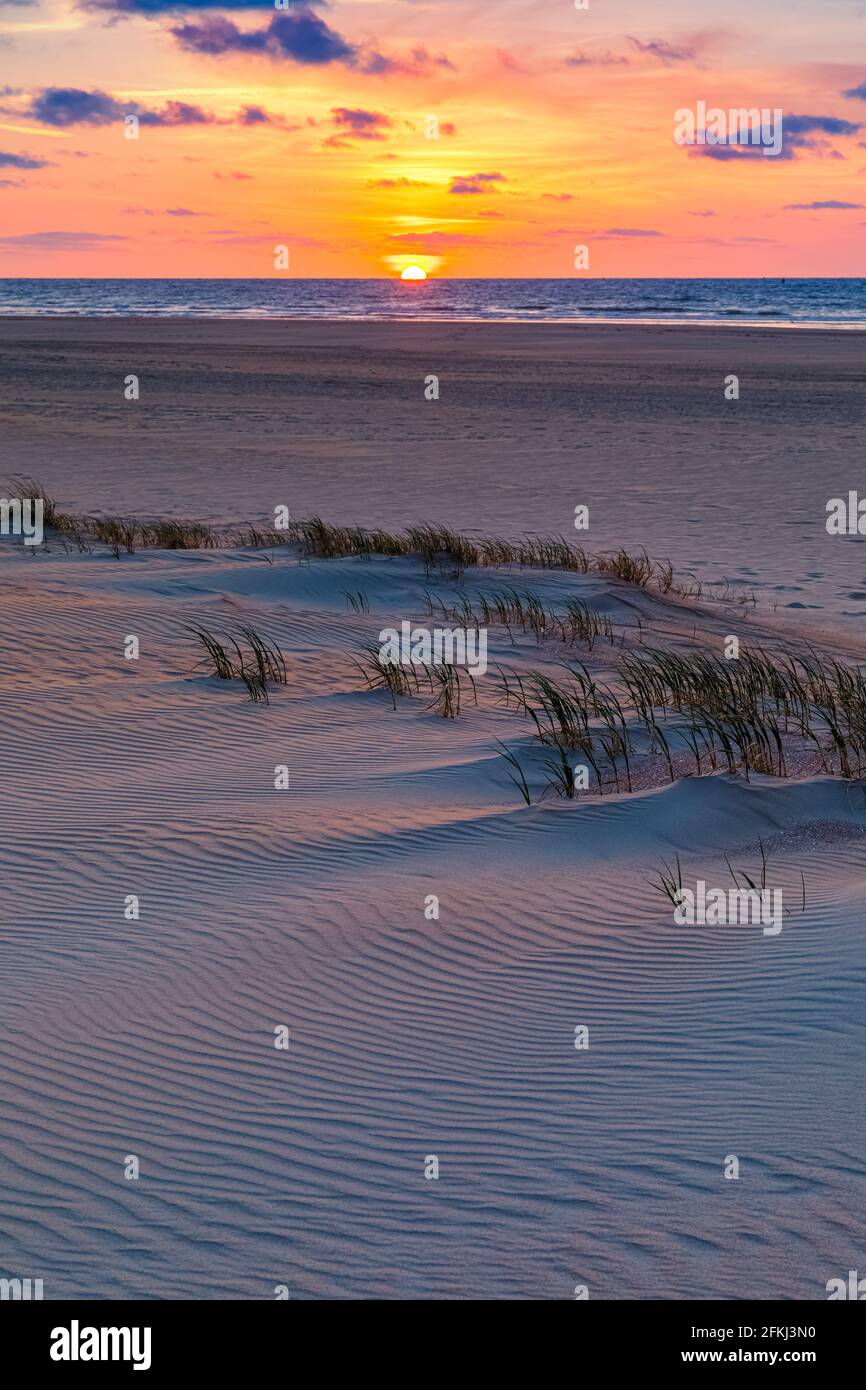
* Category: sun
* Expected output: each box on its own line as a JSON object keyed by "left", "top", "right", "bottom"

{"left": 400, "top": 264, "right": 427, "bottom": 281}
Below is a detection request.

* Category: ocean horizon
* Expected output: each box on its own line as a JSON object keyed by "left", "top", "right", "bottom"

{"left": 1, "top": 276, "right": 865, "bottom": 326}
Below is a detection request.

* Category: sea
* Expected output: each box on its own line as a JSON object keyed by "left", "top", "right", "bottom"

{"left": 1, "top": 276, "right": 865, "bottom": 326}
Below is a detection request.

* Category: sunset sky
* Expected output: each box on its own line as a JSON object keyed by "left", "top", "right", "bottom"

{"left": 1, "top": 0, "right": 865, "bottom": 276}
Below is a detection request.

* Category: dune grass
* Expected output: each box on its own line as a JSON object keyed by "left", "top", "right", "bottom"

{"left": 6, "top": 475, "right": 63, "bottom": 529}
{"left": 289, "top": 515, "right": 660, "bottom": 586}
{"left": 650, "top": 854, "right": 684, "bottom": 908}
{"left": 352, "top": 642, "right": 419, "bottom": 708}
{"left": 650, "top": 842, "right": 806, "bottom": 918}
{"left": 21, "top": 482, "right": 866, "bottom": 787}
{"left": 14, "top": 485, "right": 688, "bottom": 603}
{"left": 424, "top": 586, "right": 617, "bottom": 651}
{"left": 353, "top": 642, "right": 476, "bottom": 717}
{"left": 490, "top": 637, "right": 866, "bottom": 802}
{"left": 186, "top": 623, "right": 287, "bottom": 703}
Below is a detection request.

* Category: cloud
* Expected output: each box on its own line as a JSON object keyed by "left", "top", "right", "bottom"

{"left": 123, "top": 205, "right": 203, "bottom": 215}
{"left": 367, "top": 176, "right": 430, "bottom": 188}
{"left": 362, "top": 46, "right": 455, "bottom": 77}
{"left": 448, "top": 171, "right": 505, "bottom": 195}
{"left": 601, "top": 226, "right": 664, "bottom": 237}
{"left": 170, "top": 12, "right": 356, "bottom": 64}
{"left": 22, "top": 88, "right": 128, "bottom": 127}
{"left": 565, "top": 50, "right": 629, "bottom": 68}
{"left": 388, "top": 231, "right": 482, "bottom": 248}
{"left": 783, "top": 200, "right": 863, "bottom": 210}
{"left": 542, "top": 193, "right": 574, "bottom": 202}
{"left": 81, "top": 0, "right": 321, "bottom": 11}
{"left": 14, "top": 87, "right": 293, "bottom": 130}
{"left": 785, "top": 113, "right": 861, "bottom": 139}
{"left": 0, "top": 149, "right": 50, "bottom": 169}
{"left": 331, "top": 107, "right": 392, "bottom": 137}
{"left": 323, "top": 107, "right": 392, "bottom": 146}
{"left": 689, "top": 209, "right": 716, "bottom": 217}
{"left": 21, "top": 87, "right": 218, "bottom": 127}
{"left": 0, "top": 178, "right": 24, "bottom": 187}
{"left": 688, "top": 113, "right": 861, "bottom": 162}
{"left": 627, "top": 36, "right": 696, "bottom": 64}
{"left": 842, "top": 80, "right": 866, "bottom": 100}
{"left": 165, "top": 12, "right": 451, "bottom": 77}
{"left": 691, "top": 144, "right": 792, "bottom": 161}
{"left": 0, "top": 230, "right": 128, "bottom": 248}
{"left": 236, "top": 104, "right": 301, "bottom": 129}
{"left": 214, "top": 170, "right": 253, "bottom": 180}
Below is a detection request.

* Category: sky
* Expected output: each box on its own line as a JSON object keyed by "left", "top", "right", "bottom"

{"left": 0, "top": 0, "right": 865, "bottom": 277}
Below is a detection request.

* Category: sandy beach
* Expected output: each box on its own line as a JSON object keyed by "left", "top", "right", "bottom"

{"left": 2, "top": 319, "right": 866, "bottom": 1299}
{"left": 0, "top": 319, "right": 864, "bottom": 633}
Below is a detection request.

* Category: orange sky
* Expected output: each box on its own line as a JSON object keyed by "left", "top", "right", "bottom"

{"left": 1, "top": 0, "right": 865, "bottom": 276}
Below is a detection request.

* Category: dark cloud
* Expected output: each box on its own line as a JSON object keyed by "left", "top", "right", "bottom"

{"left": 21, "top": 87, "right": 217, "bottom": 127}
{"left": 323, "top": 107, "right": 392, "bottom": 146}
{"left": 601, "top": 227, "right": 664, "bottom": 237}
{"left": 170, "top": 12, "right": 355, "bottom": 64}
{"left": 448, "top": 171, "right": 505, "bottom": 195}
{"left": 123, "top": 205, "right": 203, "bottom": 215}
{"left": 24, "top": 88, "right": 129, "bottom": 127}
{"left": 627, "top": 36, "right": 696, "bottom": 64}
{"left": 236, "top": 104, "right": 302, "bottom": 129}
{"left": 785, "top": 113, "right": 861, "bottom": 138}
{"left": 361, "top": 45, "right": 454, "bottom": 77}
{"left": 368, "top": 176, "right": 431, "bottom": 188}
{"left": 0, "top": 230, "right": 128, "bottom": 247}
{"left": 331, "top": 107, "right": 392, "bottom": 135}
{"left": 163, "top": 9, "right": 451, "bottom": 75}
{"left": 691, "top": 144, "right": 792, "bottom": 162}
{"left": 565, "top": 50, "right": 629, "bottom": 68}
{"left": 688, "top": 114, "right": 860, "bottom": 162}
{"left": 784, "top": 200, "right": 863, "bottom": 210}
{"left": 15, "top": 86, "right": 291, "bottom": 130}
{"left": 81, "top": 0, "right": 321, "bottom": 11}
{"left": 0, "top": 150, "right": 50, "bottom": 169}
{"left": 542, "top": 193, "right": 574, "bottom": 202}
{"left": 842, "top": 80, "right": 866, "bottom": 100}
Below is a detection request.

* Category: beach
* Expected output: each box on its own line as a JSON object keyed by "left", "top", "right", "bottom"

{"left": 1, "top": 319, "right": 866, "bottom": 1299}
{"left": 1, "top": 318, "right": 865, "bottom": 635}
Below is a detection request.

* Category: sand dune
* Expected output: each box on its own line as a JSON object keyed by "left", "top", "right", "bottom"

{"left": 2, "top": 521, "right": 865, "bottom": 1299}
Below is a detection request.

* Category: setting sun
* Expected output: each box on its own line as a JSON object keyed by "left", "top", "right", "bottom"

{"left": 400, "top": 265, "right": 428, "bottom": 281}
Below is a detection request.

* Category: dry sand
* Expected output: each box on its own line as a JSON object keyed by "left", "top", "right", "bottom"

{"left": 0, "top": 318, "right": 864, "bottom": 633}
{"left": 0, "top": 320, "right": 865, "bottom": 1299}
